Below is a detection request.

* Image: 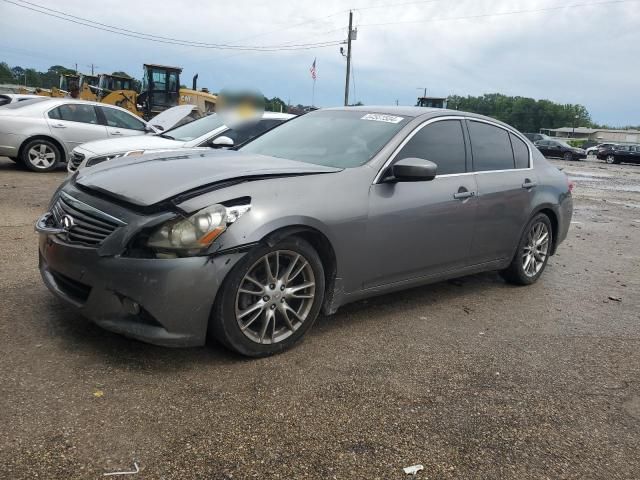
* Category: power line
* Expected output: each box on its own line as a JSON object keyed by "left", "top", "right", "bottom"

{"left": 1, "top": 0, "right": 344, "bottom": 51}
{"left": 358, "top": 0, "right": 640, "bottom": 27}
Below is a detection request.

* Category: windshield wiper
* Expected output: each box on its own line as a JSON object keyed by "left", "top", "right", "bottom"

{"left": 158, "top": 133, "right": 175, "bottom": 140}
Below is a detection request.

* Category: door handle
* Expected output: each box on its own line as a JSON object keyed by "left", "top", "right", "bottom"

{"left": 111, "top": 131, "right": 123, "bottom": 136}
{"left": 453, "top": 191, "right": 475, "bottom": 200}
{"left": 51, "top": 123, "right": 66, "bottom": 129}
{"left": 522, "top": 181, "right": 537, "bottom": 189}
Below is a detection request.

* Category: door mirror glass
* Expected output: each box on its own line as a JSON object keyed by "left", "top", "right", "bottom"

{"left": 391, "top": 157, "right": 437, "bottom": 182}
{"left": 211, "top": 135, "right": 234, "bottom": 148}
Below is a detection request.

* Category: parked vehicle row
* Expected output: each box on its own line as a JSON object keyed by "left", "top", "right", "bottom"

{"left": 35, "top": 107, "right": 573, "bottom": 356}
{"left": 0, "top": 98, "right": 196, "bottom": 172}
{"left": 0, "top": 97, "right": 291, "bottom": 173}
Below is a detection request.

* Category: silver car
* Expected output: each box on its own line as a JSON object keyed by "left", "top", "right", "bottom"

{"left": 36, "top": 107, "right": 573, "bottom": 357}
{"left": 0, "top": 98, "right": 188, "bottom": 172}
{"left": 68, "top": 112, "right": 295, "bottom": 172}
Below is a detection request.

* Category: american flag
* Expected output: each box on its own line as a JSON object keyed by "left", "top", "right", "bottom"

{"left": 310, "top": 58, "right": 317, "bottom": 80}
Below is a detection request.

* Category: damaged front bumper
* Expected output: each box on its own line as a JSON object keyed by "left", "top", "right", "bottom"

{"left": 36, "top": 186, "right": 245, "bottom": 347}
{"left": 38, "top": 234, "right": 242, "bottom": 347}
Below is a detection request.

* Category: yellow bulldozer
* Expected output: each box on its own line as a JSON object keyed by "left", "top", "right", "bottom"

{"left": 98, "top": 64, "right": 217, "bottom": 119}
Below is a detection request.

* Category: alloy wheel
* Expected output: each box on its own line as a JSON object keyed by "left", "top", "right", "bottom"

{"left": 235, "top": 250, "right": 316, "bottom": 344}
{"left": 606, "top": 155, "right": 615, "bottom": 164}
{"left": 522, "top": 221, "right": 550, "bottom": 277}
{"left": 27, "top": 144, "right": 56, "bottom": 169}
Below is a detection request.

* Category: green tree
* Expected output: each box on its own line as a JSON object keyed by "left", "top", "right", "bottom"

{"left": 0, "top": 62, "right": 13, "bottom": 83}
{"left": 446, "top": 93, "right": 593, "bottom": 132}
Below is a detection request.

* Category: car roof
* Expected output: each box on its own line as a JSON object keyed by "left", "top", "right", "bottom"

{"left": 322, "top": 105, "right": 518, "bottom": 130}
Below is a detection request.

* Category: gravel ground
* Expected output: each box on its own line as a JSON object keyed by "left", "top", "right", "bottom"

{"left": 0, "top": 156, "right": 638, "bottom": 479}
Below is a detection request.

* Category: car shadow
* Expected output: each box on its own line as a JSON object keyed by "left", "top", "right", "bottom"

{"left": 46, "top": 270, "right": 509, "bottom": 368}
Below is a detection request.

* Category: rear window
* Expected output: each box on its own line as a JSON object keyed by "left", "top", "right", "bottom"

{"left": 509, "top": 133, "right": 530, "bottom": 169}
{"left": 468, "top": 121, "right": 514, "bottom": 171}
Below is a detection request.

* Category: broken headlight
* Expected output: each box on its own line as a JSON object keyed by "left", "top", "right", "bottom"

{"left": 146, "top": 203, "right": 250, "bottom": 254}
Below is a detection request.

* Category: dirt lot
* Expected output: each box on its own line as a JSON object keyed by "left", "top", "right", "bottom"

{"left": 0, "top": 156, "right": 638, "bottom": 479}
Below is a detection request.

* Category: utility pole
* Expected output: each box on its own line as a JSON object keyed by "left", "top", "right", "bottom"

{"left": 344, "top": 10, "right": 353, "bottom": 106}
{"left": 74, "top": 63, "right": 78, "bottom": 74}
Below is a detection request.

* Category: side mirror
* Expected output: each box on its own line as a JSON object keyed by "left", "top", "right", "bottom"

{"left": 391, "top": 157, "right": 437, "bottom": 182}
{"left": 211, "top": 136, "right": 234, "bottom": 148}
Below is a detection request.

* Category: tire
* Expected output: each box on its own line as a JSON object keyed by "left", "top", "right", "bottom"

{"left": 210, "top": 236, "right": 325, "bottom": 357}
{"left": 500, "top": 213, "right": 553, "bottom": 286}
{"left": 605, "top": 155, "right": 618, "bottom": 165}
{"left": 20, "top": 138, "right": 61, "bottom": 172}
{"left": 563, "top": 151, "right": 573, "bottom": 161}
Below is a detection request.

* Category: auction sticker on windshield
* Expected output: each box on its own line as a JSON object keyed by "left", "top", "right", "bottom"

{"left": 361, "top": 113, "right": 404, "bottom": 123}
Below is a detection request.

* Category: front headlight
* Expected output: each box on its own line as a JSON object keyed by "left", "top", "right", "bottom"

{"left": 146, "top": 203, "right": 251, "bottom": 254}
{"left": 86, "top": 150, "right": 146, "bottom": 168}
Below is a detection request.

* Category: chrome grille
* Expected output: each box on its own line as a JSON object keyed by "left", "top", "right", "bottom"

{"left": 50, "top": 192, "right": 125, "bottom": 246}
{"left": 68, "top": 152, "right": 85, "bottom": 172}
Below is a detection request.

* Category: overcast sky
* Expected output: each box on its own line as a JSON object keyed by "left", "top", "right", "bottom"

{"left": 1, "top": 0, "right": 638, "bottom": 125}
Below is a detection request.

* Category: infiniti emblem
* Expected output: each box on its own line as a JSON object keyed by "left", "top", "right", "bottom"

{"left": 61, "top": 214, "right": 75, "bottom": 230}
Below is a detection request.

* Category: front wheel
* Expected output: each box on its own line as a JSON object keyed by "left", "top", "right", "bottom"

{"left": 501, "top": 213, "right": 553, "bottom": 285}
{"left": 605, "top": 155, "right": 618, "bottom": 165}
{"left": 563, "top": 151, "right": 573, "bottom": 161}
{"left": 210, "top": 236, "right": 325, "bottom": 357}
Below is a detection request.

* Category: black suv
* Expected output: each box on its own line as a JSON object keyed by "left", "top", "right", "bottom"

{"left": 534, "top": 139, "right": 587, "bottom": 161}
{"left": 597, "top": 144, "right": 640, "bottom": 165}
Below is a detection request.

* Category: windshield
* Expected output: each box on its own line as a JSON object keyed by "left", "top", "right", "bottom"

{"left": 240, "top": 110, "right": 411, "bottom": 168}
{"left": 162, "top": 113, "right": 226, "bottom": 142}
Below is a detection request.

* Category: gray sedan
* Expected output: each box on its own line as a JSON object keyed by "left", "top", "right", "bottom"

{"left": 36, "top": 106, "right": 573, "bottom": 356}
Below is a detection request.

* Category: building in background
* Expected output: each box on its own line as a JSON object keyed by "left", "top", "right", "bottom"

{"left": 541, "top": 127, "right": 640, "bottom": 145}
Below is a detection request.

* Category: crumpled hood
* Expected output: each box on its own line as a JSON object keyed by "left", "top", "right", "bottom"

{"left": 75, "top": 149, "right": 341, "bottom": 207}
{"left": 76, "top": 135, "right": 185, "bottom": 155}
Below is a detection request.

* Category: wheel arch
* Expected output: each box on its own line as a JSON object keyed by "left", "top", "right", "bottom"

{"left": 18, "top": 135, "right": 67, "bottom": 163}
{"left": 531, "top": 205, "right": 559, "bottom": 255}
{"left": 261, "top": 225, "right": 338, "bottom": 316}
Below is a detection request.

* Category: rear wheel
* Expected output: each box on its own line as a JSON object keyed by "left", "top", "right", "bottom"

{"left": 21, "top": 138, "right": 61, "bottom": 172}
{"left": 210, "top": 236, "right": 325, "bottom": 357}
{"left": 501, "top": 213, "right": 552, "bottom": 285}
{"left": 563, "top": 151, "right": 573, "bottom": 161}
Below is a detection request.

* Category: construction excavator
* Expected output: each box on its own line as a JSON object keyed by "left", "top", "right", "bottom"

{"left": 18, "top": 64, "right": 216, "bottom": 120}
{"left": 98, "top": 64, "right": 217, "bottom": 120}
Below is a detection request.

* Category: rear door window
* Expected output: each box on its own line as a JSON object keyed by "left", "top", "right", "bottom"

{"left": 49, "top": 104, "right": 99, "bottom": 124}
{"left": 468, "top": 121, "right": 515, "bottom": 171}
{"left": 509, "top": 133, "right": 530, "bottom": 169}
{"left": 395, "top": 120, "right": 467, "bottom": 175}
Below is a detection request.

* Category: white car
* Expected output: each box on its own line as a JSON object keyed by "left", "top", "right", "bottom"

{"left": 0, "top": 93, "right": 46, "bottom": 106}
{"left": 69, "top": 111, "right": 294, "bottom": 172}
{"left": 0, "top": 98, "right": 194, "bottom": 172}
